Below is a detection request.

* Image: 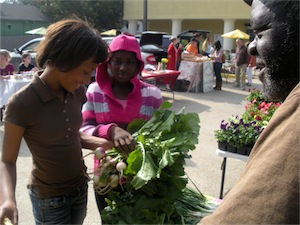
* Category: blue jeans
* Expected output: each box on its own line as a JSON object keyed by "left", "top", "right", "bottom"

{"left": 28, "top": 182, "right": 88, "bottom": 225}
{"left": 214, "top": 62, "right": 223, "bottom": 82}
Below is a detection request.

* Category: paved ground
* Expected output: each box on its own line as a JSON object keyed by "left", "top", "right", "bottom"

{"left": 0, "top": 77, "right": 262, "bottom": 225}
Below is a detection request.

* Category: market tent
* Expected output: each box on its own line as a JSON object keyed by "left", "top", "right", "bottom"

{"left": 221, "top": 29, "right": 249, "bottom": 39}
{"left": 25, "top": 27, "right": 47, "bottom": 35}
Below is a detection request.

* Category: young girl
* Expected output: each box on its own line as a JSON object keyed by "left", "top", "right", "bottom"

{"left": 80, "top": 34, "right": 163, "bottom": 213}
{"left": 0, "top": 19, "right": 113, "bottom": 225}
{"left": 18, "top": 53, "right": 38, "bottom": 74}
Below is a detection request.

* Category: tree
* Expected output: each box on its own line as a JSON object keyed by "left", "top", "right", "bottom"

{"left": 3, "top": 0, "right": 124, "bottom": 31}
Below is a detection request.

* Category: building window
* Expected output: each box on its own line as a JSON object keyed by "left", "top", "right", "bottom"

{"left": 7, "top": 24, "right": 11, "bottom": 29}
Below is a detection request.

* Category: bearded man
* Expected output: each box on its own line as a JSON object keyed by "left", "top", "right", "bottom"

{"left": 200, "top": 0, "right": 299, "bottom": 224}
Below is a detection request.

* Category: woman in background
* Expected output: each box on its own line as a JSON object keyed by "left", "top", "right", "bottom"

{"left": 185, "top": 38, "right": 199, "bottom": 55}
{"left": 166, "top": 36, "right": 179, "bottom": 70}
{"left": 202, "top": 35, "right": 213, "bottom": 57}
{"left": 0, "top": 49, "right": 15, "bottom": 77}
{"left": 212, "top": 40, "right": 224, "bottom": 90}
{"left": 245, "top": 41, "right": 256, "bottom": 86}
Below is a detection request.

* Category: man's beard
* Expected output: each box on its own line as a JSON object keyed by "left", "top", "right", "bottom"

{"left": 261, "top": 40, "right": 299, "bottom": 102}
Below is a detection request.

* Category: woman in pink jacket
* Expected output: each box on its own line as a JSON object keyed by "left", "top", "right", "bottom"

{"left": 80, "top": 34, "right": 163, "bottom": 214}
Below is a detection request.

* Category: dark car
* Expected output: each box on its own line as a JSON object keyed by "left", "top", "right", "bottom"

{"left": 177, "top": 29, "right": 210, "bottom": 47}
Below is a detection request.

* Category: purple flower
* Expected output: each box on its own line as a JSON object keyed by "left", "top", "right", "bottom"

{"left": 220, "top": 122, "right": 228, "bottom": 130}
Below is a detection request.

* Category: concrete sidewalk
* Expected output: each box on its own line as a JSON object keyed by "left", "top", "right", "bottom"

{"left": 0, "top": 77, "right": 262, "bottom": 225}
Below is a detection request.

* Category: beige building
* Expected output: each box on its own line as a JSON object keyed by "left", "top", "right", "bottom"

{"left": 123, "top": 0, "right": 251, "bottom": 50}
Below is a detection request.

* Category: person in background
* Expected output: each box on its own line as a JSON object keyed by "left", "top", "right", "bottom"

{"left": 80, "top": 34, "right": 163, "bottom": 215}
{"left": 194, "top": 34, "right": 201, "bottom": 54}
{"left": 234, "top": 38, "right": 249, "bottom": 90}
{"left": 200, "top": 0, "right": 299, "bottom": 224}
{"left": 224, "top": 50, "right": 231, "bottom": 62}
{"left": 245, "top": 41, "right": 256, "bottom": 86}
{"left": 211, "top": 40, "right": 224, "bottom": 91}
{"left": 0, "top": 19, "right": 114, "bottom": 225}
{"left": 201, "top": 34, "right": 213, "bottom": 57}
{"left": 18, "top": 53, "right": 38, "bottom": 74}
{"left": 0, "top": 49, "right": 15, "bottom": 77}
{"left": 175, "top": 40, "right": 183, "bottom": 70}
{"left": 166, "top": 36, "right": 179, "bottom": 70}
{"left": 185, "top": 38, "right": 200, "bottom": 55}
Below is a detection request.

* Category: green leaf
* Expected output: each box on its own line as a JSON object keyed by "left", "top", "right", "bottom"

{"left": 125, "top": 149, "right": 142, "bottom": 176}
{"left": 130, "top": 142, "right": 157, "bottom": 189}
{"left": 157, "top": 146, "right": 174, "bottom": 177}
{"left": 127, "top": 118, "right": 147, "bottom": 134}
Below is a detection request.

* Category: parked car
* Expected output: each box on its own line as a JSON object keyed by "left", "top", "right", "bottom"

{"left": 10, "top": 37, "right": 44, "bottom": 70}
{"left": 11, "top": 31, "right": 206, "bottom": 73}
{"left": 102, "top": 36, "right": 114, "bottom": 46}
{"left": 177, "top": 29, "right": 210, "bottom": 48}
{"left": 137, "top": 31, "right": 170, "bottom": 70}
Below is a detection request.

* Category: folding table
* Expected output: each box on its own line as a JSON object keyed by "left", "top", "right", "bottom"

{"left": 141, "top": 69, "right": 181, "bottom": 99}
{"left": 216, "top": 149, "right": 249, "bottom": 199}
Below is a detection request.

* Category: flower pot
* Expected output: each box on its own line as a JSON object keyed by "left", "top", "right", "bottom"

{"left": 245, "top": 146, "right": 253, "bottom": 156}
{"left": 237, "top": 146, "right": 247, "bottom": 155}
{"left": 218, "top": 141, "right": 227, "bottom": 151}
{"left": 227, "top": 144, "right": 237, "bottom": 153}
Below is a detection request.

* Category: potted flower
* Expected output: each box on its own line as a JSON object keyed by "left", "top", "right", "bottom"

{"left": 215, "top": 89, "right": 281, "bottom": 156}
{"left": 243, "top": 93, "right": 281, "bottom": 126}
{"left": 161, "top": 58, "right": 168, "bottom": 70}
{"left": 214, "top": 120, "right": 229, "bottom": 151}
{"left": 215, "top": 116, "right": 263, "bottom": 155}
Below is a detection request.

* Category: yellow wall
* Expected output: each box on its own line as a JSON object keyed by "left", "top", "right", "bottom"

{"left": 147, "top": 19, "right": 249, "bottom": 40}
{"left": 124, "top": 0, "right": 251, "bottom": 20}
{"left": 124, "top": 0, "right": 251, "bottom": 50}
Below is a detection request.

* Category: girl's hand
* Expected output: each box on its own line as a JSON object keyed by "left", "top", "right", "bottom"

{"left": 109, "top": 126, "right": 136, "bottom": 154}
{"left": 0, "top": 200, "right": 18, "bottom": 225}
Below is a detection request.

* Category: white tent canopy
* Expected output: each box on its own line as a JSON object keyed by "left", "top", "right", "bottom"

{"left": 25, "top": 27, "right": 47, "bottom": 35}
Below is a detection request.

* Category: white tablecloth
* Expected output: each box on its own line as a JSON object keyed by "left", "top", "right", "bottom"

{"left": 178, "top": 60, "right": 214, "bottom": 92}
{"left": 177, "top": 61, "right": 202, "bottom": 82}
{"left": 0, "top": 77, "right": 31, "bottom": 108}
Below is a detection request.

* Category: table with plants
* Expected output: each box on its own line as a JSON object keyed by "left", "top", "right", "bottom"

{"left": 215, "top": 89, "right": 281, "bottom": 155}
{"left": 214, "top": 89, "right": 281, "bottom": 198}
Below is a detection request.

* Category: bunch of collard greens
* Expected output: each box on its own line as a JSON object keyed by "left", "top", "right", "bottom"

{"left": 101, "top": 102, "right": 218, "bottom": 224}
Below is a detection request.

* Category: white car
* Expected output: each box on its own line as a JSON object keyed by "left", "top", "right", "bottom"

{"left": 137, "top": 31, "right": 170, "bottom": 71}
{"left": 10, "top": 33, "right": 170, "bottom": 72}
{"left": 10, "top": 37, "right": 44, "bottom": 69}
